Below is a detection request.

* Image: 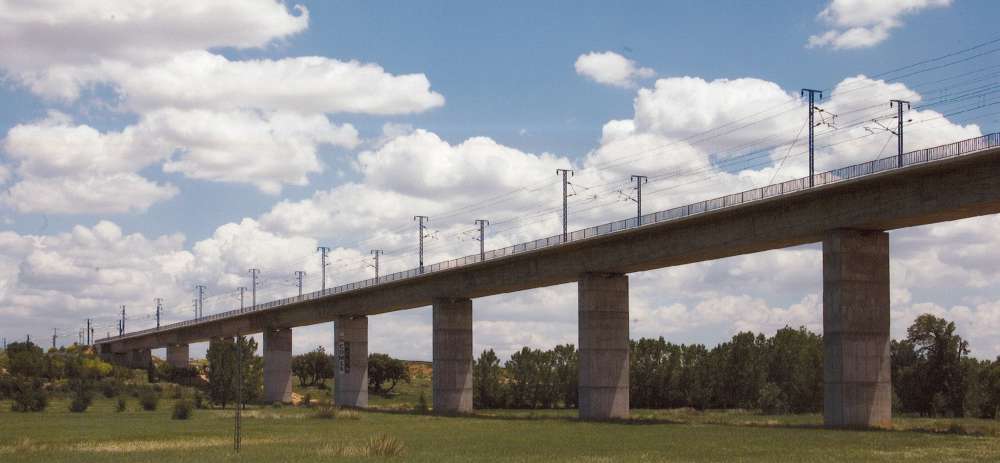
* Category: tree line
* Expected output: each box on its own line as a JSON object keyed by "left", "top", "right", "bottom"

{"left": 3, "top": 313, "right": 998, "bottom": 417}
{"left": 290, "top": 347, "right": 410, "bottom": 394}
{"left": 473, "top": 314, "right": 1000, "bottom": 418}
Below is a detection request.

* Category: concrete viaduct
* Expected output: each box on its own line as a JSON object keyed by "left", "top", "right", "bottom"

{"left": 97, "top": 134, "right": 1000, "bottom": 428}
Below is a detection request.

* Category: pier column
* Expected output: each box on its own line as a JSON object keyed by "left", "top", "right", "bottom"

{"left": 432, "top": 297, "right": 473, "bottom": 414}
{"left": 263, "top": 328, "right": 293, "bottom": 404}
{"left": 578, "top": 272, "right": 629, "bottom": 420}
{"left": 166, "top": 344, "right": 189, "bottom": 368}
{"left": 129, "top": 349, "right": 151, "bottom": 370}
{"left": 335, "top": 316, "right": 368, "bottom": 408}
{"left": 823, "top": 229, "right": 891, "bottom": 428}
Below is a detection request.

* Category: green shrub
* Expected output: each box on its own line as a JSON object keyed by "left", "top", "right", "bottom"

{"left": 0, "top": 374, "right": 16, "bottom": 400}
{"left": 138, "top": 387, "right": 159, "bottom": 411}
{"left": 100, "top": 379, "right": 121, "bottom": 398}
{"left": 193, "top": 390, "right": 206, "bottom": 409}
{"left": 758, "top": 382, "right": 789, "bottom": 415}
{"left": 10, "top": 379, "right": 47, "bottom": 412}
{"left": 68, "top": 387, "right": 93, "bottom": 413}
{"left": 172, "top": 400, "right": 193, "bottom": 420}
{"left": 116, "top": 397, "right": 127, "bottom": 412}
{"left": 68, "top": 395, "right": 90, "bottom": 413}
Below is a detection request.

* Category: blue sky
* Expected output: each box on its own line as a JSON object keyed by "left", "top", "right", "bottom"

{"left": 3, "top": 0, "right": 993, "bottom": 241}
{"left": 2, "top": 0, "right": 1000, "bottom": 359}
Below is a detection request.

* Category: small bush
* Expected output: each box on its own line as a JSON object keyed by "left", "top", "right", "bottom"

{"left": 0, "top": 375, "right": 17, "bottom": 400}
{"left": 68, "top": 396, "right": 90, "bottom": 413}
{"left": 193, "top": 391, "right": 206, "bottom": 409}
{"left": 11, "top": 380, "right": 48, "bottom": 412}
{"left": 757, "top": 382, "right": 789, "bottom": 415}
{"left": 414, "top": 392, "right": 429, "bottom": 414}
{"left": 116, "top": 397, "right": 127, "bottom": 412}
{"left": 271, "top": 401, "right": 283, "bottom": 409}
{"left": 172, "top": 400, "right": 193, "bottom": 420}
{"left": 138, "top": 387, "right": 159, "bottom": 411}
{"left": 100, "top": 379, "right": 121, "bottom": 398}
{"left": 68, "top": 389, "right": 93, "bottom": 413}
{"left": 364, "top": 433, "right": 405, "bottom": 457}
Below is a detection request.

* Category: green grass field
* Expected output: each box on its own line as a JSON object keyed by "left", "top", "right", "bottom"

{"left": 3, "top": 368, "right": 999, "bottom": 462}
{"left": 2, "top": 393, "right": 999, "bottom": 462}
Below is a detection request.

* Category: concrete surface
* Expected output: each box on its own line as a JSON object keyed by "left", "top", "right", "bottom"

{"left": 432, "top": 297, "right": 473, "bottom": 414}
{"left": 578, "top": 273, "right": 630, "bottom": 420}
{"left": 335, "top": 316, "right": 368, "bottom": 408}
{"left": 823, "top": 229, "right": 892, "bottom": 428}
{"left": 263, "top": 328, "right": 293, "bottom": 404}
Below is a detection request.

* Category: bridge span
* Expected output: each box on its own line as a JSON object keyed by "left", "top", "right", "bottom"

{"left": 97, "top": 133, "right": 1000, "bottom": 428}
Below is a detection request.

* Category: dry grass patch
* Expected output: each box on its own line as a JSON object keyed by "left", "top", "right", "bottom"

{"left": 241, "top": 409, "right": 307, "bottom": 420}
{"left": 310, "top": 405, "right": 362, "bottom": 420}
{"left": 336, "top": 409, "right": 361, "bottom": 420}
{"left": 0, "top": 437, "right": 49, "bottom": 454}
{"left": 70, "top": 436, "right": 284, "bottom": 453}
{"left": 316, "top": 433, "right": 404, "bottom": 458}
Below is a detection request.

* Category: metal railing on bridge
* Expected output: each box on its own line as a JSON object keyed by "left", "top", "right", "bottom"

{"left": 99, "top": 132, "right": 1000, "bottom": 343}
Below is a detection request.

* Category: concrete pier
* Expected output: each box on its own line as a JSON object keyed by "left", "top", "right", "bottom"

{"left": 263, "top": 328, "right": 293, "bottom": 404}
{"left": 432, "top": 297, "right": 473, "bottom": 414}
{"left": 335, "top": 316, "right": 368, "bottom": 408}
{"left": 130, "top": 349, "right": 151, "bottom": 370}
{"left": 166, "top": 344, "right": 189, "bottom": 368}
{"left": 578, "top": 272, "right": 629, "bottom": 420}
{"left": 823, "top": 229, "right": 891, "bottom": 428}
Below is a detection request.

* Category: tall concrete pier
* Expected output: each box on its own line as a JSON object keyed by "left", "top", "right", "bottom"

{"left": 166, "top": 344, "right": 189, "bottom": 368}
{"left": 130, "top": 348, "right": 151, "bottom": 370}
{"left": 432, "top": 297, "right": 473, "bottom": 414}
{"left": 578, "top": 272, "right": 630, "bottom": 420}
{"left": 263, "top": 328, "right": 293, "bottom": 404}
{"left": 335, "top": 316, "right": 369, "bottom": 408}
{"left": 823, "top": 229, "right": 891, "bottom": 428}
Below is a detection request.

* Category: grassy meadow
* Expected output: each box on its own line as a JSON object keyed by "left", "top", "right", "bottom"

{"left": 1, "top": 365, "right": 998, "bottom": 462}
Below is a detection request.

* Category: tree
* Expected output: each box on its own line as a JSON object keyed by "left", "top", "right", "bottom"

{"left": 678, "top": 344, "right": 713, "bottom": 409}
{"left": 206, "top": 336, "right": 262, "bottom": 408}
{"left": 719, "top": 332, "right": 768, "bottom": 409}
{"left": 766, "top": 326, "right": 823, "bottom": 413}
{"left": 368, "top": 353, "right": 410, "bottom": 394}
{"left": 292, "top": 347, "right": 334, "bottom": 387}
{"left": 551, "top": 344, "right": 578, "bottom": 408}
{"left": 906, "top": 314, "right": 969, "bottom": 417}
{"left": 891, "top": 339, "right": 921, "bottom": 414}
{"left": 6, "top": 342, "right": 46, "bottom": 378}
{"left": 473, "top": 349, "right": 506, "bottom": 408}
{"left": 505, "top": 347, "right": 557, "bottom": 408}
{"left": 10, "top": 378, "right": 47, "bottom": 412}
{"left": 984, "top": 357, "right": 1000, "bottom": 419}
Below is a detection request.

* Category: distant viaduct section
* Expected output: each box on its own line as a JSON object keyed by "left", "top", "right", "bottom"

{"left": 98, "top": 135, "right": 1000, "bottom": 428}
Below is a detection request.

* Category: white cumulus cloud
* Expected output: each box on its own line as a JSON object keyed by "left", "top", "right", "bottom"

{"left": 807, "top": 0, "right": 952, "bottom": 50}
{"left": 575, "top": 51, "right": 655, "bottom": 88}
